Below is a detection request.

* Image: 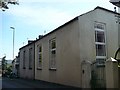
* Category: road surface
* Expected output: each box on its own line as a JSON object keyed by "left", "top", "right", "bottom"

{"left": 2, "top": 77, "right": 78, "bottom": 89}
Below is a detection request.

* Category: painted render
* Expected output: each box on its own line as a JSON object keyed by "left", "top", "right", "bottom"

{"left": 19, "top": 6, "right": 120, "bottom": 88}
{"left": 34, "top": 7, "right": 119, "bottom": 87}
{"left": 35, "top": 17, "right": 81, "bottom": 87}
{"left": 79, "top": 7, "right": 119, "bottom": 61}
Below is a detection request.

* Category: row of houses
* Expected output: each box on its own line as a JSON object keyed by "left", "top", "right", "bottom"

{"left": 15, "top": 6, "right": 120, "bottom": 88}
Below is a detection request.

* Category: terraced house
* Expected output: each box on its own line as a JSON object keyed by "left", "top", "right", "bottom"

{"left": 19, "top": 6, "right": 120, "bottom": 88}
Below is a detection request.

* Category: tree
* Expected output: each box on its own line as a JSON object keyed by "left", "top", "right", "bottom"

{"left": 1, "top": 56, "right": 7, "bottom": 76}
{"left": 0, "top": 0, "right": 19, "bottom": 11}
{"left": 6, "top": 65, "right": 12, "bottom": 76}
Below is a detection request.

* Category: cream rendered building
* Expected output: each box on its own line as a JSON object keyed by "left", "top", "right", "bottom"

{"left": 34, "top": 6, "right": 120, "bottom": 88}
{"left": 19, "top": 6, "right": 120, "bottom": 88}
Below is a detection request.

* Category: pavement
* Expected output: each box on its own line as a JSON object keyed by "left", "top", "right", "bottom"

{"left": 2, "top": 77, "right": 80, "bottom": 89}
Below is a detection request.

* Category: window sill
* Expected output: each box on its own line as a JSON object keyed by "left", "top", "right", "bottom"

{"left": 37, "top": 67, "right": 42, "bottom": 70}
{"left": 49, "top": 68, "right": 57, "bottom": 71}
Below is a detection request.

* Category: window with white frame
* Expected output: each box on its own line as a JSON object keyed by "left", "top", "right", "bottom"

{"left": 49, "top": 38, "right": 56, "bottom": 70}
{"left": 29, "top": 48, "right": 32, "bottom": 69}
{"left": 94, "top": 22, "right": 106, "bottom": 65}
{"left": 23, "top": 50, "right": 26, "bottom": 69}
{"left": 37, "top": 45, "right": 42, "bottom": 69}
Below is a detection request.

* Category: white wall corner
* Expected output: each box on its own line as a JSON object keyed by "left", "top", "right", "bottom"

{"left": 106, "top": 57, "right": 118, "bottom": 62}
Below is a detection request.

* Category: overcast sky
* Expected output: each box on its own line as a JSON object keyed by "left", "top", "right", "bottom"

{"left": 0, "top": 0, "right": 117, "bottom": 60}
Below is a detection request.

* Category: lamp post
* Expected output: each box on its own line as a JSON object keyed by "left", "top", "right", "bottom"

{"left": 10, "top": 27, "right": 15, "bottom": 60}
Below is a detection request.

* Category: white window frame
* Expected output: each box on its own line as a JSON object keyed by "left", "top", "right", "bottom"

{"left": 23, "top": 50, "right": 26, "bottom": 69}
{"left": 49, "top": 38, "right": 56, "bottom": 70}
{"left": 95, "top": 30, "right": 105, "bottom": 43}
{"left": 94, "top": 22, "right": 106, "bottom": 66}
{"left": 37, "top": 45, "right": 42, "bottom": 69}
{"left": 96, "top": 44, "right": 106, "bottom": 56}
{"left": 29, "top": 48, "right": 32, "bottom": 69}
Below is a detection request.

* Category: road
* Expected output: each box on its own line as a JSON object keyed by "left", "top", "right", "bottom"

{"left": 2, "top": 77, "right": 78, "bottom": 89}
{"left": 2, "top": 77, "right": 33, "bottom": 88}
{"left": 0, "top": 77, "right": 1, "bottom": 90}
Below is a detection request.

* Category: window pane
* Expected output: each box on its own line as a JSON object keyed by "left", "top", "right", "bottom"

{"left": 23, "top": 51, "right": 26, "bottom": 68}
{"left": 37, "top": 45, "right": 42, "bottom": 68}
{"left": 38, "top": 54, "right": 42, "bottom": 67}
{"left": 39, "top": 54, "right": 42, "bottom": 61}
{"left": 95, "top": 31, "right": 97, "bottom": 42}
{"left": 52, "top": 40, "right": 56, "bottom": 49}
{"left": 50, "top": 58, "right": 56, "bottom": 68}
{"left": 96, "top": 44, "right": 106, "bottom": 56}
{"left": 29, "top": 48, "right": 32, "bottom": 68}
{"left": 95, "top": 31, "right": 105, "bottom": 43}
{"left": 49, "top": 38, "right": 56, "bottom": 69}
{"left": 94, "top": 23, "right": 104, "bottom": 30}
{"left": 52, "top": 50, "right": 56, "bottom": 54}
{"left": 39, "top": 46, "right": 42, "bottom": 52}
{"left": 96, "top": 59, "right": 105, "bottom": 64}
